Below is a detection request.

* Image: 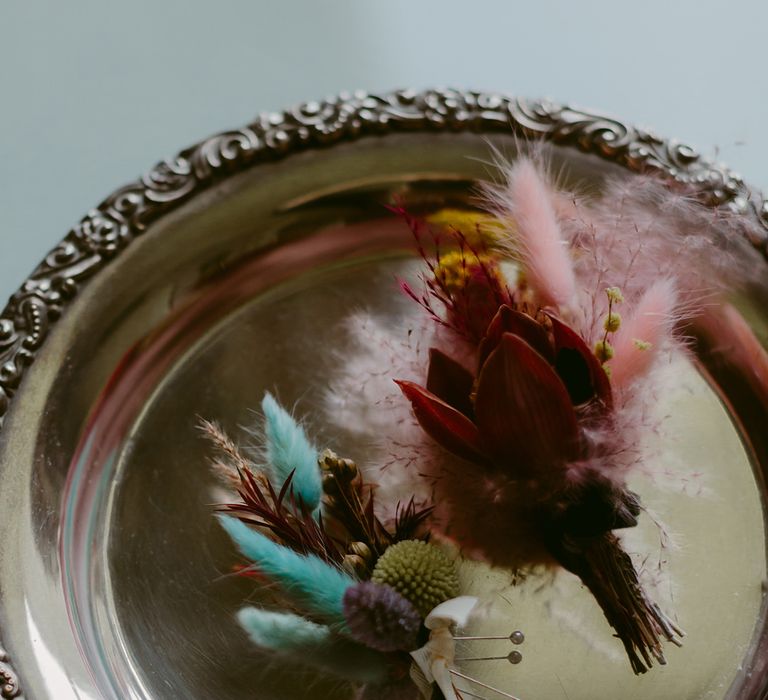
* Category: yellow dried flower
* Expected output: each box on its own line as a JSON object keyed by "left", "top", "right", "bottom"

{"left": 426, "top": 208, "right": 505, "bottom": 245}
{"left": 633, "top": 339, "right": 652, "bottom": 351}
{"left": 606, "top": 287, "right": 625, "bottom": 304}
{"left": 594, "top": 339, "right": 615, "bottom": 362}
{"left": 371, "top": 540, "right": 459, "bottom": 617}
{"left": 603, "top": 311, "right": 622, "bottom": 333}
{"left": 434, "top": 250, "right": 502, "bottom": 294}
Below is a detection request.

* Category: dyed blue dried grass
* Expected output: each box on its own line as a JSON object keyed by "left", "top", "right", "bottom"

{"left": 238, "top": 608, "right": 331, "bottom": 650}
{"left": 220, "top": 515, "right": 353, "bottom": 624}
{"left": 237, "top": 607, "right": 389, "bottom": 683}
{"left": 261, "top": 392, "right": 322, "bottom": 513}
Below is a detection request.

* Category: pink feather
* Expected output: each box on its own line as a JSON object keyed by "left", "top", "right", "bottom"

{"left": 492, "top": 158, "right": 576, "bottom": 309}
{"left": 610, "top": 279, "right": 678, "bottom": 393}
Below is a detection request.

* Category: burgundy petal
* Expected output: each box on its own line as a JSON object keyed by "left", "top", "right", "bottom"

{"left": 474, "top": 333, "right": 580, "bottom": 473}
{"left": 395, "top": 380, "right": 487, "bottom": 463}
{"left": 459, "top": 276, "right": 507, "bottom": 344}
{"left": 478, "top": 305, "right": 554, "bottom": 371}
{"left": 426, "top": 348, "right": 475, "bottom": 417}
{"left": 548, "top": 315, "right": 613, "bottom": 408}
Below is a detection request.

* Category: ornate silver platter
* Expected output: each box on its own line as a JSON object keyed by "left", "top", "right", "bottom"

{"left": 1, "top": 89, "right": 767, "bottom": 700}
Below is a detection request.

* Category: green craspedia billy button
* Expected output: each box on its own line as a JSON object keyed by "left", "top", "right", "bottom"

{"left": 371, "top": 539, "right": 459, "bottom": 617}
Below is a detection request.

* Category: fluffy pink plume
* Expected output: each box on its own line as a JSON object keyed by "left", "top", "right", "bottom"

{"left": 559, "top": 174, "right": 763, "bottom": 317}
{"left": 610, "top": 279, "right": 678, "bottom": 394}
{"left": 489, "top": 158, "right": 576, "bottom": 309}
{"left": 322, "top": 310, "right": 453, "bottom": 522}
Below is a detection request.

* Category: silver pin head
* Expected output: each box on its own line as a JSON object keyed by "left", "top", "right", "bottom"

{"left": 510, "top": 630, "right": 525, "bottom": 645}
{"left": 507, "top": 650, "right": 523, "bottom": 665}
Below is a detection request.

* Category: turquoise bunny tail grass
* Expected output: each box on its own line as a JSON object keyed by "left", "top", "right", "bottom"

{"left": 261, "top": 392, "right": 322, "bottom": 513}
{"left": 219, "top": 515, "right": 354, "bottom": 624}
{"left": 237, "top": 608, "right": 388, "bottom": 684}
{"left": 238, "top": 608, "right": 330, "bottom": 650}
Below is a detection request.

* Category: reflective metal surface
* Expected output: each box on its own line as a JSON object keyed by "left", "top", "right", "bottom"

{"left": 0, "top": 90, "right": 767, "bottom": 699}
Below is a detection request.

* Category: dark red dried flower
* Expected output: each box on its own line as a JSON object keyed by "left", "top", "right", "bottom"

{"left": 396, "top": 303, "right": 682, "bottom": 673}
{"left": 397, "top": 305, "right": 611, "bottom": 477}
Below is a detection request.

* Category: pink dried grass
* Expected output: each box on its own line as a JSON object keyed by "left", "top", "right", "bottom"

{"left": 610, "top": 279, "right": 679, "bottom": 394}
{"left": 565, "top": 176, "right": 762, "bottom": 322}
{"left": 484, "top": 158, "right": 577, "bottom": 310}
{"left": 322, "top": 311, "right": 448, "bottom": 522}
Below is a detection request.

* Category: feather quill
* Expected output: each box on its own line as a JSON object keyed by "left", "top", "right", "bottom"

{"left": 261, "top": 392, "right": 322, "bottom": 513}
{"left": 237, "top": 608, "right": 388, "bottom": 683}
{"left": 219, "top": 515, "right": 354, "bottom": 623}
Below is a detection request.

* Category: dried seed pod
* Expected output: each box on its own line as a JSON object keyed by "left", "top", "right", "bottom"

{"left": 348, "top": 541, "right": 373, "bottom": 563}
{"left": 342, "top": 554, "right": 369, "bottom": 578}
{"left": 321, "top": 471, "right": 340, "bottom": 496}
{"left": 319, "top": 449, "right": 360, "bottom": 490}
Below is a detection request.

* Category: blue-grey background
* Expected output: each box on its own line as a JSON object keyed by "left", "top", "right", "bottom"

{"left": 1, "top": 0, "right": 766, "bottom": 305}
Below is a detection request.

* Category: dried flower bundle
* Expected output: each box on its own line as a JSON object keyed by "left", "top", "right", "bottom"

{"left": 203, "top": 153, "right": 768, "bottom": 699}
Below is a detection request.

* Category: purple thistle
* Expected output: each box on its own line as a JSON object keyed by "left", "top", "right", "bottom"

{"left": 342, "top": 581, "right": 421, "bottom": 652}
